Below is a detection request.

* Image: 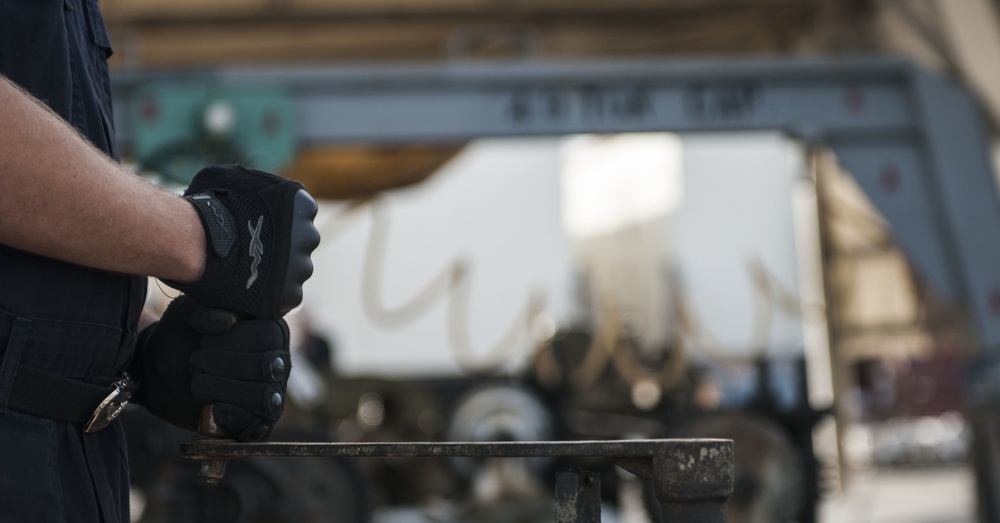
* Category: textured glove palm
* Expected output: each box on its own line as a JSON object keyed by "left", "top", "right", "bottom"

{"left": 131, "top": 296, "right": 291, "bottom": 441}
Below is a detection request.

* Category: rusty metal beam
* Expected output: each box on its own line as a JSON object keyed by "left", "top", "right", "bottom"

{"left": 182, "top": 438, "right": 721, "bottom": 460}
{"left": 182, "top": 438, "right": 734, "bottom": 523}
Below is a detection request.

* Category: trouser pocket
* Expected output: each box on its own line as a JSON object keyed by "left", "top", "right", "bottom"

{"left": 0, "top": 318, "right": 32, "bottom": 414}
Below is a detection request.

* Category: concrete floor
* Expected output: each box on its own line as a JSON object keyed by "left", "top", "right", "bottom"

{"left": 376, "top": 464, "right": 976, "bottom": 523}
{"left": 819, "top": 465, "right": 975, "bottom": 523}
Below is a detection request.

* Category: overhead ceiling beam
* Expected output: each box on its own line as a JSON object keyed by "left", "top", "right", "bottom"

{"left": 110, "top": 14, "right": 805, "bottom": 64}
{"left": 100, "top": 0, "right": 817, "bottom": 24}
{"left": 104, "top": 2, "right": 848, "bottom": 67}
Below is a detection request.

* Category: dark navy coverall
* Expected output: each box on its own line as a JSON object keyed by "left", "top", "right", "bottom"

{"left": 0, "top": 0, "right": 146, "bottom": 520}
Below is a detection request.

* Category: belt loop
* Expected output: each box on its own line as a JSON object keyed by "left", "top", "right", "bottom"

{"left": 0, "top": 318, "right": 32, "bottom": 414}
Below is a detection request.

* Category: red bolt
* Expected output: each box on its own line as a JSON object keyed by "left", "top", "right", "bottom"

{"left": 140, "top": 97, "right": 159, "bottom": 123}
{"left": 990, "top": 288, "right": 1000, "bottom": 316}
{"left": 879, "top": 164, "right": 901, "bottom": 194}
{"left": 844, "top": 85, "right": 865, "bottom": 114}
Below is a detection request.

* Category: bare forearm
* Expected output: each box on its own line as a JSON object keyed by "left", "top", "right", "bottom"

{"left": 0, "top": 76, "right": 204, "bottom": 282}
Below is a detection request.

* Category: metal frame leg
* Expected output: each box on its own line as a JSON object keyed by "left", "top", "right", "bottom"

{"left": 555, "top": 470, "right": 601, "bottom": 523}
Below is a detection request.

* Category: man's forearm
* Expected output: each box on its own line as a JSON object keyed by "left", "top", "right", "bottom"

{"left": 0, "top": 76, "right": 205, "bottom": 282}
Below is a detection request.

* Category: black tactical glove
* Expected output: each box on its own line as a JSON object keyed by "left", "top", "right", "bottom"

{"left": 130, "top": 296, "right": 291, "bottom": 441}
{"left": 164, "top": 165, "right": 321, "bottom": 319}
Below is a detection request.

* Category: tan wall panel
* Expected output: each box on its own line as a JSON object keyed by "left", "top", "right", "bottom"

{"left": 284, "top": 0, "right": 506, "bottom": 14}
{"left": 107, "top": 9, "right": 805, "bottom": 67}
{"left": 104, "top": 0, "right": 752, "bottom": 20}
{"left": 935, "top": 0, "right": 1000, "bottom": 127}
{"left": 101, "top": 0, "right": 271, "bottom": 21}
{"left": 110, "top": 23, "right": 459, "bottom": 66}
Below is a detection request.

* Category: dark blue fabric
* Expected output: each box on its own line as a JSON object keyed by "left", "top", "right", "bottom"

{"left": 0, "top": 410, "right": 130, "bottom": 523}
{"left": 0, "top": 0, "right": 146, "bottom": 521}
{"left": 0, "top": 0, "right": 144, "bottom": 328}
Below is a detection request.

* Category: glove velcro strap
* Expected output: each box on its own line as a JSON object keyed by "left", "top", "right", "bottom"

{"left": 192, "top": 350, "right": 289, "bottom": 382}
{"left": 186, "top": 193, "right": 236, "bottom": 258}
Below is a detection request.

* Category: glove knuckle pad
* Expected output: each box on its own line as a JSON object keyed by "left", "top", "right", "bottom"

{"left": 262, "top": 351, "right": 290, "bottom": 381}
{"left": 191, "top": 376, "right": 285, "bottom": 421}
{"left": 206, "top": 320, "right": 285, "bottom": 353}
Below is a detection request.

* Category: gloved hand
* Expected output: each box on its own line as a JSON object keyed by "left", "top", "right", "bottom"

{"left": 130, "top": 296, "right": 291, "bottom": 441}
{"left": 164, "top": 165, "right": 321, "bottom": 319}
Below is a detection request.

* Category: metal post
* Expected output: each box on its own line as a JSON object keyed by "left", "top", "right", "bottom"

{"left": 554, "top": 470, "right": 601, "bottom": 523}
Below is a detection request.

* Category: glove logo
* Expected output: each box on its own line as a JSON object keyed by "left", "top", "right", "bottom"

{"left": 247, "top": 216, "right": 264, "bottom": 289}
{"left": 206, "top": 201, "right": 229, "bottom": 237}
